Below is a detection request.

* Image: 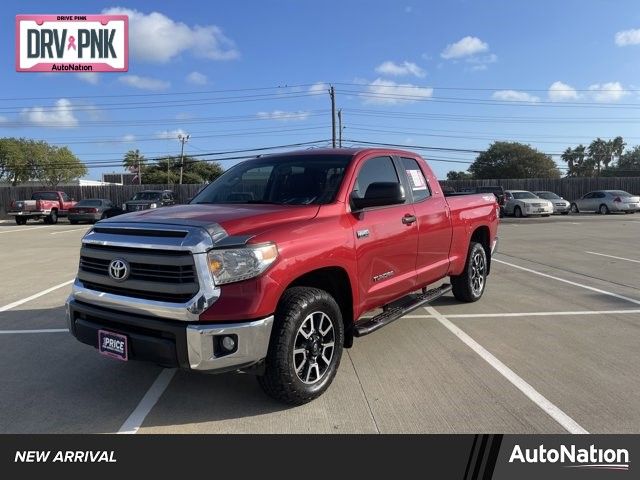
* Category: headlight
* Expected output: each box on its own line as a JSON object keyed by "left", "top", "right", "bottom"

{"left": 121, "top": 203, "right": 127, "bottom": 209}
{"left": 150, "top": 203, "right": 158, "bottom": 208}
{"left": 207, "top": 243, "right": 278, "bottom": 285}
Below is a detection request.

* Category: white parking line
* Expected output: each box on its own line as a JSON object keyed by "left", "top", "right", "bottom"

{"left": 425, "top": 306, "right": 588, "bottom": 434}
{"left": 50, "top": 228, "right": 88, "bottom": 235}
{"left": 117, "top": 368, "right": 177, "bottom": 434}
{"left": 0, "top": 328, "right": 68, "bottom": 334}
{"left": 0, "top": 225, "right": 52, "bottom": 234}
{"left": 494, "top": 258, "right": 640, "bottom": 306}
{"left": 0, "top": 280, "right": 74, "bottom": 313}
{"left": 585, "top": 251, "right": 640, "bottom": 264}
{"left": 405, "top": 309, "right": 640, "bottom": 319}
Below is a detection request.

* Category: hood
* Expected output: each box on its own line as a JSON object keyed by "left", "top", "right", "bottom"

{"left": 105, "top": 203, "right": 320, "bottom": 236}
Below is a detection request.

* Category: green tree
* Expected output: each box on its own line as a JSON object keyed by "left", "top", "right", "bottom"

{"left": 141, "top": 156, "right": 223, "bottom": 185}
{"left": 603, "top": 145, "right": 640, "bottom": 177}
{"left": 561, "top": 145, "right": 592, "bottom": 177}
{"left": 123, "top": 149, "right": 145, "bottom": 184}
{"left": 446, "top": 170, "right": 473, "bottom": 181}
{"left": 37, "top": 146, "right": 87, "bottom": 186}
{"left": 469, "top": 142, "right": 560, "bottom": 179}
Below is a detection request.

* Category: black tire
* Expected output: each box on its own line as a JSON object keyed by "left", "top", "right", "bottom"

{"left": 542, "top": 214, "right": 550, "bottom": 217}
{"left": 69, "top": 219, "right": 78, "bottom": 225}
{"left": 514, "top": 206, "right": 523, "bottom": 218}
{"left": 599, "top": 204, "right": 609, "bottom": 215}
{"left": 15, "top": 217, "right": 27, "bottom": 225}
{"left": 570, "top": 203, "right": 579, "bottom": 214}
{"left": 48, "top": 210, "right": 58, "bottom": 224}
{"left": 258, "top": 287, "right": 344, "bottom": 405}
{"left": 561, "top": 211, "right": 569, "bottom": 215}
{"left": 451, "top": 242, "right": 488, "bottom": 303}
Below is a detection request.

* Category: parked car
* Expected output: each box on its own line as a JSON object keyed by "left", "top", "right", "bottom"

{"left": 121, "top": 190, "right": 175, "bottom": 212}
{"left": 8, "top": 191, "right": 76, "bottom": 225}
{"left": 503, "top": 190, "right": 553, "bottom": 217}
{"left": 532, "top": 191, "right": 571, "bottom": 215}
{"left": 570, "top": 190, "right": 640, "bottom": 214}
{"left": 66, "top": 148, "right": 499, "bottom": 405}
{"left": 68, "top": 199, "right": 124, "bottom": 224}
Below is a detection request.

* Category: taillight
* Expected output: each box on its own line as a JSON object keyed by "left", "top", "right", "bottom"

{"left": 87, "top": 208, "right": 98, "bottom": 213}
{"left": 613, "top": 197, "right": 621, "bottom": 203}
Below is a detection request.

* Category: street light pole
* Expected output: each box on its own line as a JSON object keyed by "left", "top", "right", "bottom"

{"left": 178, "top": 133, "right": 190, "bottom": 185}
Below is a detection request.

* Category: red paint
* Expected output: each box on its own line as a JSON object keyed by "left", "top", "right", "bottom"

{"left": 198, "top": 149, "right": 498, "bottom": 323}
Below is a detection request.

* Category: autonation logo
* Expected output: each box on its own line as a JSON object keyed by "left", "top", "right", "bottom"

{"left": 509, "top": 444, "right": 630, "bottom": 471}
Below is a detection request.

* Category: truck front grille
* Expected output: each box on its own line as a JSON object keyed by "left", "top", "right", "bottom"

{"left": 78, "top": 244, "right": 200, "bottom": 303}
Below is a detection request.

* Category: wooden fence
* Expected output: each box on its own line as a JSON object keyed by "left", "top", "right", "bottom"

{"left": 440, "top": 177, "right": 640, "bottom": 201}
{"left": 2, "top": 177, "right": 640, "bottom": 218}
{"left": 0, "top": 184, "right": 204, "bottom": 218}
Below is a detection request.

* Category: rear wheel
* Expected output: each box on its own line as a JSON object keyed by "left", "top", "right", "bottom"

{"left": 15, "top": 217, "right": 27, "bottom": 225}
{"left": 599, "top": 204, "right": 609, "bottom": 215}
{"left": 258, "top": 287, "right": 344, "bottom": 405}
{"left": 514, "top": 206, "right": 523, "bottom": 218}
{"left": 451, "top": 242, "right": 488, "bottom": 303}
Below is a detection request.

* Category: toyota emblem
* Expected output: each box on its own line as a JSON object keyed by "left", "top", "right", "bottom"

{"left": 108, "top": 258, "right": 130, "bottom": 282}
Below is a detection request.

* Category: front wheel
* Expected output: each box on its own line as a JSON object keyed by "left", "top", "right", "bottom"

{"left": 514, "top": 206, "right": 523, "bottom": 218}
{"left": 47, "top": 210, "right": 58, "bottom": 224}
{"left": 570, "top": 203, "right": 579, "bottom": 213}
{"left": 599, "top": 204, "right": 609, "bottom": 215}
{"left": 258, "top": 287, "right": 344, "bottom": 405}
{"left": 451, "top": 242, "right": 488, "bottom": 303}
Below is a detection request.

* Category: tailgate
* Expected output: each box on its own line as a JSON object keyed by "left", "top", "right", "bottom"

{"left": 12, "top": 200, "right": 37, "bottom": 211}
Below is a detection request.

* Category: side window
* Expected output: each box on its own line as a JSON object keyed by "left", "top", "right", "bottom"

{"left": 596, "top": 192, "right": 606, "bottom": 198}
{"left": 401, "top": 157, "right": 431, "bottom": 202}
{"left": 353, "top": 156, "right": 400, "bottom": 200}
{"left": 61, "top": 193, "right": 71, "bottom": 202}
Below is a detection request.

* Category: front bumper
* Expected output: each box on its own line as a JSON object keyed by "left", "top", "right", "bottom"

{"left": 66, "top": 298, "right": 274, "bottom": 373}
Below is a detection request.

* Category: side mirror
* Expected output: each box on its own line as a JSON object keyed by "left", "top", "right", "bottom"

{"left": 351, "top": 182, "right": 404, "bottom": 211}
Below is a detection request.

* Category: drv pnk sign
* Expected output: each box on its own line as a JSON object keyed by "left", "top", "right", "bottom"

{"left": 16, "top": 15, "right": 128, "bottom": 72}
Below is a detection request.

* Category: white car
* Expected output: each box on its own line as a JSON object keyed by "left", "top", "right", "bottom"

{"left": 504, "top": 190, "right": 553, "bottom": 218}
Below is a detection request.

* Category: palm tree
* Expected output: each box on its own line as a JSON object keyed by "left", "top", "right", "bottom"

{"left": 123, "top": 149, "right": 145, "bottom": 184}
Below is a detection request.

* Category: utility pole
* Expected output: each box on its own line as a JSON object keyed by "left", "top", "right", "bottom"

{"left": 178, "top": 133, "right": 190, "bottom": 185}
{"left": 330, "top": 85, "right": 336, "bottom": 148}
{"left": 337, "top": 109, "right": 343, "bottom": 148}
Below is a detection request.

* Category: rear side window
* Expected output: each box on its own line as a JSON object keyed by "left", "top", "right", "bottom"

{"left": 353, "top": 156, "right": 400, "bottom": 200}
{"left": 401, "top": 157, "right": 431, "bottom": 202}
{"left": 61, "top": 193, "right": 71, "bottom": 202}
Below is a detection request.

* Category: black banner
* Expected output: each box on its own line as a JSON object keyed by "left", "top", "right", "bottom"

{"left": 0, "top": 435, "right": 635, "bottom": 479}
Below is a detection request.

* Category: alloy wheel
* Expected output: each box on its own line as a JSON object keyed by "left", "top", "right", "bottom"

{"left": 293, "top": 311, "right": 335, "bottom": 385}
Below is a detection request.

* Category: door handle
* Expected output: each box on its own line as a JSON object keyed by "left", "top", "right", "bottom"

{"left": 402, "top": 214, "right": 417, "bottom": 225}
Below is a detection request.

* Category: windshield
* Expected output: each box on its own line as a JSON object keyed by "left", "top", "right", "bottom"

{"left": 132, "top": 192, "right": 162, "bottom": 201}
{"left": 535, "top": 192, "right": 560, "bottom": 199}
{"left": 191, "top": 154, "right": 352, "bottom": 205}
{"left": 512, "top": 192, "right": 539, "bottom": 200}
{"left": 609, "top": 190, "right": 633, "bottom": 197}
{"left": 76, "top": 200, "right": 102, "bottom": 207}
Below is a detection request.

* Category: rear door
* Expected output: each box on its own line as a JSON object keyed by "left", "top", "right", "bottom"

{"left": 349, "top": 155, "right": 418, "bottom": 312}
{"left": 399, "top": 157, "right": 452, "bottom": 285}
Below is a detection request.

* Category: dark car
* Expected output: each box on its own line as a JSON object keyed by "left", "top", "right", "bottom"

{"left": 68, "top": 199, "right": 123, "bottom": 224}
{"left": 122, "top": 190, "right": 175, "bottom": 213}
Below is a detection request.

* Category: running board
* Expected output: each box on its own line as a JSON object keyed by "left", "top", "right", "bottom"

{"left": 354, "top": 284, "right": 452, "bottom": 337}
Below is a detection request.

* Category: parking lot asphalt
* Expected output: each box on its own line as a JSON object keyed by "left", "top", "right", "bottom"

{"left": 0, "top": 214, "right": 638, "bottom": 433}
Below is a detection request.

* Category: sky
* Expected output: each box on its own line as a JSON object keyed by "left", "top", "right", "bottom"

{"left": 2, "top": 0, "right": 640, "bottom": 180}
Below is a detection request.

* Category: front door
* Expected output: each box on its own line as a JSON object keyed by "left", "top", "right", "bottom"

{"left": 349, "top": 155, "right": 419, "bottom": 313}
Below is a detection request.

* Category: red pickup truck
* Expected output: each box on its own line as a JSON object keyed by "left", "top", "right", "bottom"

{"left": 8, "top": 191, "right": 76, "bottom": 225}
{"left": 66, "top": 148, "right": 499, "bottom": 404}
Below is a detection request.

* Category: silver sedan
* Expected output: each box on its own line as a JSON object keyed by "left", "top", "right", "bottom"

{"left": 504, "top": 190, "right": 554, "bottom": 217}
{"left": 570, "top": 190, "right": 640, "bottom": 215}
{"left": 533, "top": 191, "right": 571, "bottom": 214}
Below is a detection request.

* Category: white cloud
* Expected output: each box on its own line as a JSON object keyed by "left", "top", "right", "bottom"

{"left": 615, "top": 29, "right": 640, "bottom": 46}
{"left": 186, "top": 71, "right": 208, "bottom": 85}
{"left": 588, "top": 82, "right": 629, "bottom": 102}
{"left": 0, "top": 116, "right": 8, "bottom": 124}
{"left": 256, "top": 110, "right": 310, "bottom": 121}
{"left": 119, "top": 75, "right": 170, "bottom": 91}
{"left": 76, "top": 72, "right": 99, "bottom": 84}
{"left": 102, "top": 7, "right": 239, "bottom": 63}
{"left": 309, "top": 82, "right": 328, "bottom": 94}
{"left": 20, "top": 98, "right": 78, "bottom": 128}
{"left": 548, "top": 81, "right": 579, "bottom": 101}
{"left": 375, "top": 60, "right": 426, "bottom": 78}
{"left": 122, "top": 134, "right": 136, "bottom": 142}
{"left": 361, "top": 78, "right": 433, "bottom": 105}
{"left": 441, "top": 36, "right": 488, "bottom": 59}
{"left": 492, "top": 90, "right": 540, "bottom": 102}
{"left": 156, "top": 129, "right": 188, "bottom": 140}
